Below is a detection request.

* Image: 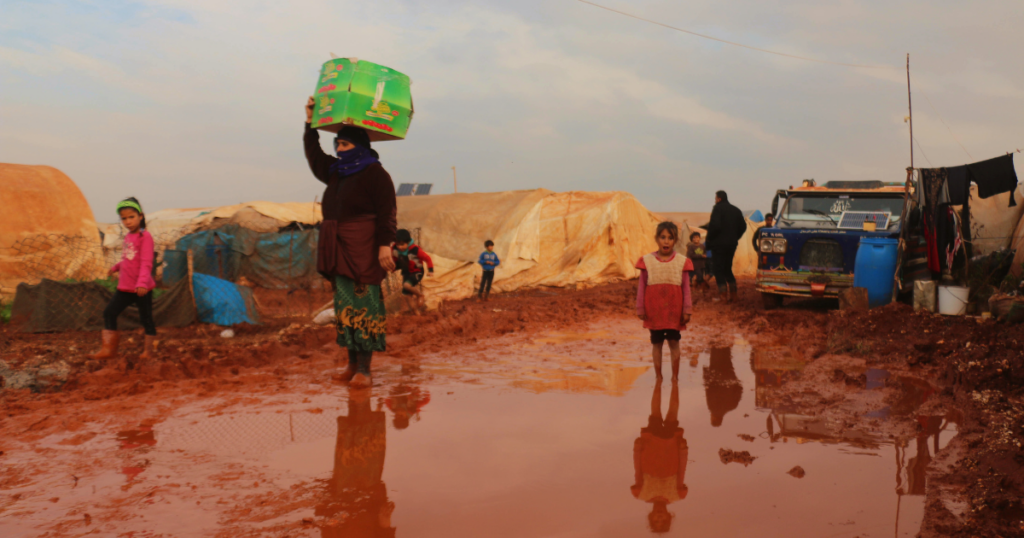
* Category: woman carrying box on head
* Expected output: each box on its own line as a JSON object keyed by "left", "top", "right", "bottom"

{"left": 304, "top": 97, "right": 397, "bottom": 389}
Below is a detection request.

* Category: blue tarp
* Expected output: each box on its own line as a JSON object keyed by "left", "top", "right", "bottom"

{"left": 744, "top": 209, "right": 765, "bottom": 223}
{"left": 170, "top": 224, "right": 319, "bottom": 289}
{"left": 192, "top": 273, "right": 259, "bottom": 326}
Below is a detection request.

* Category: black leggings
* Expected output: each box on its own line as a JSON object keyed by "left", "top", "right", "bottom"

{"left": 712, "top": 245, "right": 738, "bottom": 290}
{"left": 479, "top": 270, "right": 495, "bottom": 296}
{"left": 104, "top": 290, "right": 156, "bottom": 335}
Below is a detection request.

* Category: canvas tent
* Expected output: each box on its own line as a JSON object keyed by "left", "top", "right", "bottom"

{"left": 964, "top": 184, "right": 1024, "bottom": 257}
{"left": 0, "top": 164, "right": 105, "bottom": 297}
{"left": 101, "top": 202, "right": 323, "bottom": 264}
{"left": 398, "top": 189, "right": 661, "bottom": 305}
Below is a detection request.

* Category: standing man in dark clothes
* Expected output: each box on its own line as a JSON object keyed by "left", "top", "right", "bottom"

{"left": 704, "top": 190, "right": 746, "bottom": 302}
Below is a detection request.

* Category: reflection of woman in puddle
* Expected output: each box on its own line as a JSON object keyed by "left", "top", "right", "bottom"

{"left": 631, "top": 381, "right": 689, "bottom": 533}
{"left": 316, "top": 389, "right": 396, "bottom": 538}
{"left": 703, "top": 346, "right": 743, "bottom": 427}
{"left": 385, "top": 384, "right": 431, "bottom": 430}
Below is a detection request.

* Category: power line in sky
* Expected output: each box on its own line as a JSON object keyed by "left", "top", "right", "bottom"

{"left": 577, "top": 0, "right": 898, "bottom": 70}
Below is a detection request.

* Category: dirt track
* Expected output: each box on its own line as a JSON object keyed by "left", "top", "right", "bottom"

{"left": 1, "top": 280, "right": 1022, "bottom": 537}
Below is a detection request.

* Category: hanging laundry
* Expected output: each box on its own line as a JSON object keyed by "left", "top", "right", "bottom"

{"left": 945, "top": 165, "right": 970, "bottom": 206}
{"left": 966, "top": 154, "right": 1018, "bottom": 207}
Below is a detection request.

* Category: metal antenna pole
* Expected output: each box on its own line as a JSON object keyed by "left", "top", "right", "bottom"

{"left": 907, "top": 53, "right": 914, "bottom": 170}
{"left": 452, "top": 166, "right": 458, "bottom": 193}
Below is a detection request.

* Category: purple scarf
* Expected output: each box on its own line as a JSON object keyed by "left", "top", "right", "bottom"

{"left": 330, "top": 146, "right": 379, "bottom": 177}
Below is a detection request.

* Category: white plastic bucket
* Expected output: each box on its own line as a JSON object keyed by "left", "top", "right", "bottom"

{"left": 937, "top": 285, "right": 969, "bottom": 316}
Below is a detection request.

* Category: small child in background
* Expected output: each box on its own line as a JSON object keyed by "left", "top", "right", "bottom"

{"left": 477, "top": 240, "right": 500, "bottom": 301}
{"left": 636, "top": 222, "right": 693, "bottom": 381}
{"left": 89, "top": 197, "right": 157, "bottom": 360}
{"left": 393, "top": 229, "right": 433, "bottom": 314}
{"left": 685, "top": 232, "right": 710, "bottom": 295}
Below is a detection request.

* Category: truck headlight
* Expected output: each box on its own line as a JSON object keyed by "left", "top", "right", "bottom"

{"left": 760, "top": 238, "right": 787, "bottom": 253}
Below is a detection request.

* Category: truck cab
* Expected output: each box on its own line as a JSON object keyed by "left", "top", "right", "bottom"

{"left": 756, "top": 180, "right": 906, "bottom": 308}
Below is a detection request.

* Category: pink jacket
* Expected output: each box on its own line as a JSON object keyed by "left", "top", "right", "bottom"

{"left": 111, "top": 231, "right": 156, "bottom": 292}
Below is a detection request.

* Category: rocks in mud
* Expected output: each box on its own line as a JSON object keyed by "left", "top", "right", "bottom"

{"left": 0, "top": 359, "right": 70, "bottom": 391}
{"left": 831, "top": 368, "right": 866, "bottom": 387}
{"left": 737, "top": 434, "right": 755, "bottom": 442}
{"left": 787, "top": 465, "right": 806, "bottom": 478}
{"left": 719, "top": 448, "right": 756, "bottom": 466}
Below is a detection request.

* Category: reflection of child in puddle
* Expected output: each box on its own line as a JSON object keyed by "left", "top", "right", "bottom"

{"left": 316, "top": 389, "right": 396, "bottom": 538}
{"left": 385, "top": 384, "right": 431, "bottom": 430}
{"left": 631, "top": 381, "right": 689, "bottom": 533}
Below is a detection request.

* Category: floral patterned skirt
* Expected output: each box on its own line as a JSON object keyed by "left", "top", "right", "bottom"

{"left": 334, "top": 276, "right": 386, "bottom": 352}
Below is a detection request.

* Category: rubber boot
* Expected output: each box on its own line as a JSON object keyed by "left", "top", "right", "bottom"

{"left": 139, "top": 335, "right": 158, "bottom": 360}
{"left": 338, "top": 348, "right": 357, "bottom": 382}
{"left": 350, "top": 351, "right": 373, "bottom": 388}
{"left": 89, "top": 330, "right": 120, "bottom": 360}
{"left": 714, "top": 286, "right": 727, "bottom": 302}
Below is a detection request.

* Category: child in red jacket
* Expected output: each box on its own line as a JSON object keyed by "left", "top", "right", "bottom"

{"left": 392, "top": 229, "right": 433, "bottom": 313}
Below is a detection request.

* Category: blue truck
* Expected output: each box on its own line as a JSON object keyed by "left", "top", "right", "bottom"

{"left": 755, "top": 180, "right": 907, "bottom": 309}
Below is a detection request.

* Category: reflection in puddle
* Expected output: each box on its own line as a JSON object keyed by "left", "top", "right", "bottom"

{"left": 704, "top": 347, "right": 743, "bottom": 427}
{"left": 631, "top": 382, "right": 688, "bottom": 533}
{"left": 115, "top": 427, "right": 156, "bottom": 482}
{"left": 316, "top": 389, "right": 396, "bottom": 537}
{"left": 131, "top": 332, "right": 954, "bottom": 537}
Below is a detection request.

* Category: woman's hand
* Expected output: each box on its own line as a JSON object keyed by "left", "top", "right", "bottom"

{"left": 379, "top": 245, "right": 396, "bottom": 272}
{"left": 136, "top": 287, "right": 148, "bottom": 297}
{"left": 305, "top": 96, "right": 314, "bottom": 123}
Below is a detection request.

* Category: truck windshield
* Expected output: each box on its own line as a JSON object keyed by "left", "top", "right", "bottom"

{"left": 781, "top": 194, "right": 904, "bottom": 227}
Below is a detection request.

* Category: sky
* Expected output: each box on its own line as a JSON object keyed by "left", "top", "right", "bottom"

{"left": 2, "top": 0, "right": 1022, "bottom": 220}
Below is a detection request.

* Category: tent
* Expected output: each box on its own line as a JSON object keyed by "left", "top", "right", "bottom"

{"left": 100, "top": 202, "right": 323, "bottom": 268}
{"left": 964, "top": 184, "right": 1024, "bottom": 257}
{"left": 169, "top": 224, "right": 320, "bottom": 290}
{"left": 744, "top": 209, "right": 765, "bottom": 223}
{"left": 1010, "top": 202, "right": 1024, "bottom": 278}
{"left": 0, "top": 164, "right": 104, "bottom": 297}
{"left": 397, "top": 189, "right": 661, "bottom": 306}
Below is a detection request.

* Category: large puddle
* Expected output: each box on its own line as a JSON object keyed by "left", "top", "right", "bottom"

{"left": 2, "top": 328, "right": 957, "bottom": 537}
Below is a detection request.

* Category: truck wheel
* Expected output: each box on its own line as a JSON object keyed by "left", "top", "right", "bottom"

{"left": 761, "top": 292, "right": 783, "bottom": 310}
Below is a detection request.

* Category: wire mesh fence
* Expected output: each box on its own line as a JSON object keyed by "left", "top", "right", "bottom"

{"left": 1, "top": 226, "right": 414, "bottom": 331}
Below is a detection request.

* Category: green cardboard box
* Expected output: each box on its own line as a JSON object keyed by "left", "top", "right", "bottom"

{"left": 311, "top": 58, "right": 413, "bottom": 141}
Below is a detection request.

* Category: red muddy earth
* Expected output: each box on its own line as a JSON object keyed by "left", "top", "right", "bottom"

{"left": 0, "top": 280, "right": 1022, "bottom": 537}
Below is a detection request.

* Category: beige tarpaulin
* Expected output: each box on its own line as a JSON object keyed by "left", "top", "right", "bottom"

{"left": 0, "top": 163, "right": 104, "bottom": 296}
{"left": 735, "top": 218, "right": 761, "bottom": 277}
{"left": 399, "top": 189, "right": 661, "bottom": 306}
{"left": 101, "top": 202, "right": 324, "bottom": 261}
{"left": 965, "top": 184, "right": 1024, "bottom": 257}
{"left": 1009, "top": 196, "right": 1024, "bottom": 278}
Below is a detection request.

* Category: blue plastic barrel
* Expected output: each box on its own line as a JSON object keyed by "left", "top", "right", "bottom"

{"left": 852, "top": 237, "right": 899, "bottom": 307}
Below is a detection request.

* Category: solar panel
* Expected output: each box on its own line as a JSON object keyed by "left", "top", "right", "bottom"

{"left": 414, "top": 184, "right": 433, "bottom": 196}
{"left": 396, "top": 183, "right": 415, "bottom": 196}
{"left": 837, "top": 211, "right": 891, "bottom": 230}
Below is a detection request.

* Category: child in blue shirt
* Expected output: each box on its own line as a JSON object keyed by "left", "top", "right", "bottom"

{"left": 478, "top": 240, "right": 500, "bottom": 301}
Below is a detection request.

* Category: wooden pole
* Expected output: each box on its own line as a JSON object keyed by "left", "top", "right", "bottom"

{"left": 186, "top": 249, "right": 198, "bottom": 320}
{"left": 906, "top": 53, "right": 914, "bottom": 170}
{"left": 452, "top": 166, "right": 458, "bottom": 193}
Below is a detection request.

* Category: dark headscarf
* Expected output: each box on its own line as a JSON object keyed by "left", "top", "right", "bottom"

{"left": 330, "top": 126, "right": 380, "bottom": 177}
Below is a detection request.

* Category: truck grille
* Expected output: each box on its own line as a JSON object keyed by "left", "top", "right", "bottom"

{"left": 799, "top": 239, "right": 843, "bottom": 270}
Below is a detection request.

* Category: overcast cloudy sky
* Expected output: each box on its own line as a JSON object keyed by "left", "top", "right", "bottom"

{"left": 2, "top": 0, "right": 1021, "bottom": 219}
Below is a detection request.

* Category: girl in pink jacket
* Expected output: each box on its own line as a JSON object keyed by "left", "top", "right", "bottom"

{"left": 89, "top": 197, "right": 157, "bottom": 360}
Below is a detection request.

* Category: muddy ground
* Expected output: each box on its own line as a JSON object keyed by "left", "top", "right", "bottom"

{"left": 1, "top": 280, "right": 1022, "bottom": 537}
